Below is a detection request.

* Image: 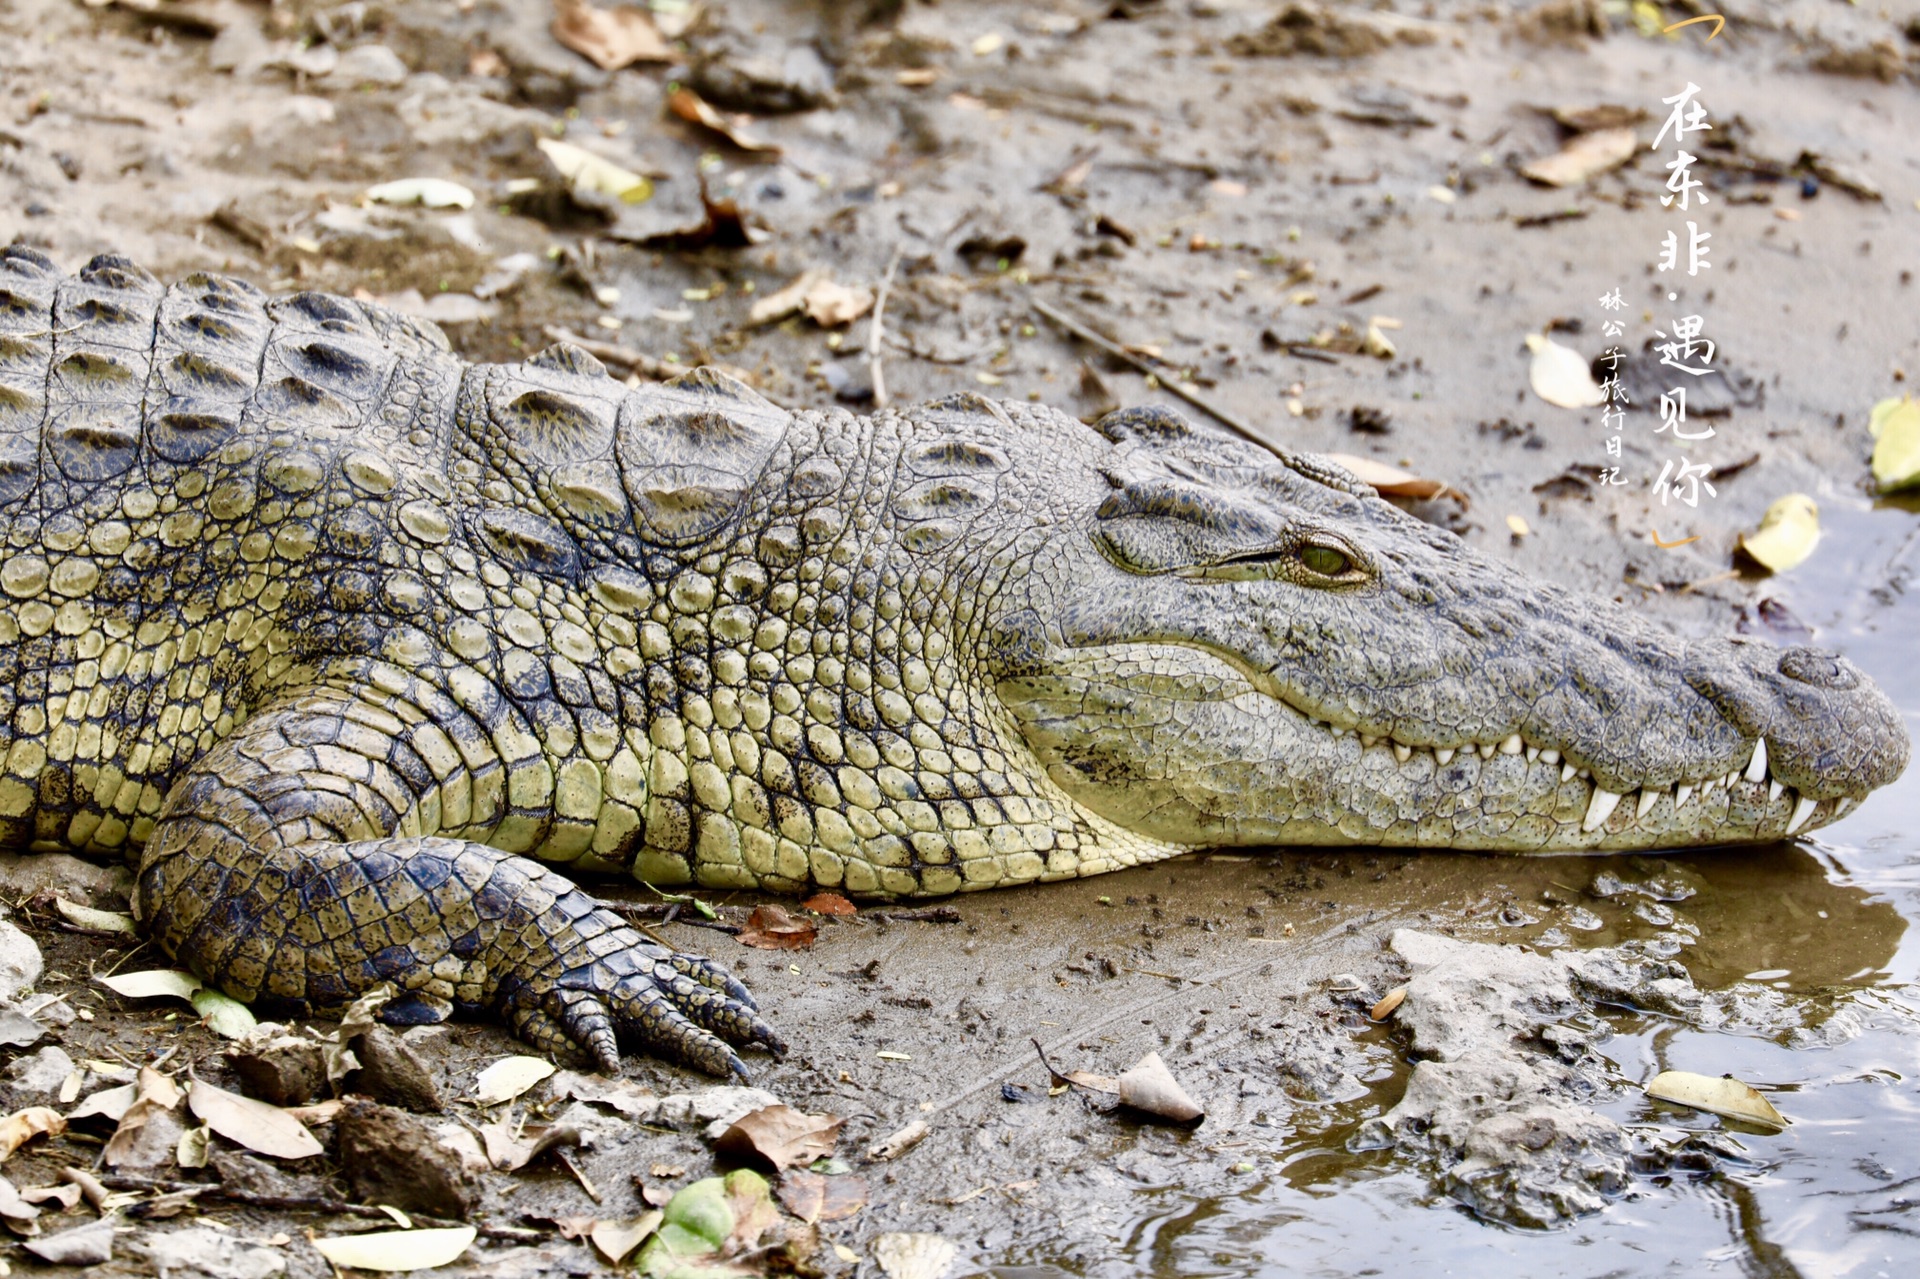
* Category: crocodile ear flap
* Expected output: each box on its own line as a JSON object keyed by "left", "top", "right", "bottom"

{"left": 1095, "top": 405, "right": 1194, "bottom": 447}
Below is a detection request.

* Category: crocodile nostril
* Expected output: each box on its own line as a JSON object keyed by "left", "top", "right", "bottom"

{"left": 1778, "top": 647, "right": 1857, "bottom": 691}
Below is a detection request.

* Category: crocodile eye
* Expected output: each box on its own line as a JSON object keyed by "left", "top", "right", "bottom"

{"left": 1299, "top": 545, "right": 1350, "bottom": 576}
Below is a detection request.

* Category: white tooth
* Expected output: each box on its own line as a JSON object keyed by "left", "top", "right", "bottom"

{"left": 1361, "top": 734, "right": 1379, "bottom": 748}
{"left": 1579, "top": 768, "right": 1590, "bottom": 779}
{"left": 1500, "top": 733, "right": 1523, "bottom": 755}
{"left": 1725, "top": 771, "right": 1738, "bottom": 789}
{"left": 1636, "top": 789, "right": 1661, "bottom": 820}
{"left": 1768, "top": 780, "right": 1784, "bottom": 804}
{"left": 1561, "top": 761, "right": 1577, "bottom": 782}
{"left": 1745, "top": 738, "right": 1768, "bottom": 784}
{"left": 1834, "top": 798, "right": 1856, "bottom": 818}
{"left": 1526, "top": 745, "right": 1540, "bottom": 762}
{"left": 1435, "top": 748, "right": 1456, "bottom": 766}
{"left": 1674, "top": 784, "right": 1692, "bottom": 808}
{"left": 1393, "top": 743, "right": 1412, "bottom": 763}
{"left": 1540, "top": 748, "right": 1560, "bottom": 765}
{"left": 1479, "top": 742, "right": 1496, "bottom": 760}
{"left": 1786, "top": 795, "right": 1817, "bottom": 835}
{"left": 1584, "top": 788, "right": 1624, "bottom": 832}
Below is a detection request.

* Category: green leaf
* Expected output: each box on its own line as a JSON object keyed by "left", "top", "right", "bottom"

{"left": 189, "top": 989, "right": 259, "bottom": 1039}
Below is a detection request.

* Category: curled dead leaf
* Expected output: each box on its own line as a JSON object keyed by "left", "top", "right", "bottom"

{"left": 1736, "top": 494, "right": 1820, "bottom": 574}
{"left": 667, "top": 88, "right": 780, "bottom": 153}
{"left": 1370, "top": 986, "right": 1407, "bottom": 1021}
{"left": 801, "top": 892, "right": 857, "bottom": 917}
{"left": 1116, "top": 1052, "right": 1204, "bottom": 1124}
{"left": 748, "top": 269, "right": 829, "bottom": 326}
{"left": 1526, "top": 333, "right": 1605, "bottom": 409}
{"left": 737, "top": 904, "right": 817, "bottom": 950}
{"left": 1520, "top": 127, "right": 1638, "bottom": 186}
{"left": 802, "top": 278, "right": 875, "bottom": 327}
{"left": 0, "top": 1108, "right": 65, "bottom": 1161}
{"left": 1323, "top": 453, "right": 1468, "bottom": 507}
{"left": 550, "top": 0, "right": 672, "bottom": 71}
{"left": 865, "top": 1119, "right": 930, "bottom": 1162}
{"left": 714, "top": 1104, "right": 845, "bottom": 1171}
{"left": 1645, "top": 1070, "right": 1787, "bottom": 1132}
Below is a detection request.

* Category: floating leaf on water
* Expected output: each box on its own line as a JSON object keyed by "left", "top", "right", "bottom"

{"left": 189, "top": 989, "right": 259, "bottom": 1040}
{"left": 1736, "top": 494, "right": 1820, "bottom": 574}
{"left": 550, "top": 0, "right": 672, "bottom": 71}
{"left": 312, "top": 1226, "right": 478, "bottom": 1272}
{"left": 54, "top": 898, "right": 135, "bottom": 935}
{"left": 1869, "top": 395, "right": 1920, "bottom": 491}
{"left": 473, "top": 1055, "right": 556, "bottom": 1106}
{"left": 97, "top": 969, "right": 203, "bottom": 1002}
{"left": 1645, "top": 1070, "right": 1787, "bottom": 1132}
{"left": 1371, "top": 986, "right": 1408, "bottom": 1021}
{"left": 1526, "top": 333, "right": 1605, "bottom": 408}
{"left": 873, "top": 1232, "right": 958, "bottom": 1279}
{"left": 0, "top": 1107, "right": 65, "bottom": 1161}
{"left": 536, "top": 139, "right": 654, "bottom": 205}
{"left": 364, "top": 178, "right": 475, "bottom": 210}
{"left": 187, "top": 1078, "right": 324, "bottom": 1159}
{"left": 1520, "top": 127, "right": 1638, "bottom": 187}
{"left": 1116, "top": 1052, "right": 1204, "bottom": 1124}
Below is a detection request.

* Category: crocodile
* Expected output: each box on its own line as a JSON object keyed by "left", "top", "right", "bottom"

{"left": 0, "top": 249, "right": 1906, "bottom": 1075}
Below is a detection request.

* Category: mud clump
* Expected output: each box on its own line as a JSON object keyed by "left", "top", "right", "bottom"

{"left": 1227, "top": 5, "right": 1414, "bottom": 59}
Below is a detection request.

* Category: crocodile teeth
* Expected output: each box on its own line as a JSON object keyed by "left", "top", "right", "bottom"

{"left": 1636, "top": 788, "right": 1661, "bottom": 820}
{"left": 1786, "top": 795, "right": 1818, "bottom": 835}
{"left": 1393, "top": 743, "right": 1412, "bottom": 763}
{"left": 1768, "top": 780, "right": 1784, "bottom": 804}
{"left": 1674, "top": 784, "right": 1692, "bottom": 809}
{"left": 1500, "top": 733, "right": 1523, "bottom": 755}
{"left": 1526, "top": 745, "right": 1540, "bottom": 763}
{"left": 1583, "top": 788, "right": 1624, "bottom": 833}
{"left": 1834, "top": 798, "right": 1856, "bottom": 818}
{"left": 1434, "top": 748, "right": 1455, "bottom": 766}
{"left": 1745, "top": 738, "right": 1768, "bottom": 784}
{"left": 1539, "top": 748, "right": 1560, "bottom": 766}
{"left": 1360, "top": 734, "right": 1379, "bottom": 748}
{"left": 1478, "top": 742, "right": 1496, "bottom": 760}
{"left": 1561, "top": 761, "right": 1578, "bottom": 783}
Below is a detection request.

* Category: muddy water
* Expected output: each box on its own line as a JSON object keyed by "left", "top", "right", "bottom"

{"left": 1026, "top": 507, "right": 1920, "bottom": 1277}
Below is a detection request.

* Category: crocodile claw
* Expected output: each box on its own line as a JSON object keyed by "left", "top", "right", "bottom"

{"left": 494, "top": 894, "right": 784, "bottom": 1078}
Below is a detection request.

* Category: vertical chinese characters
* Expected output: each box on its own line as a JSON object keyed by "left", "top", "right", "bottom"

{"left": 1650, "top": 82, "right": 1718, "bottom": 508}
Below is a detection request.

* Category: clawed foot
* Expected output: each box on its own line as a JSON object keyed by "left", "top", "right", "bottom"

{"left": 491, "top": 902, "right": 785, "bottom": 1079}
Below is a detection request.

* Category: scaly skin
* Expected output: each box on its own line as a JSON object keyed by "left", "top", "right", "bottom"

{"left": 0, "top": 250, "right": 1905, "bottom": 1075}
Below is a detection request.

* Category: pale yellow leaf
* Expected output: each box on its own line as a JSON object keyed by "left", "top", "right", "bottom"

{"left": 473, "top": 1055, "right": 555, "bottom": 1107}
{"left": 97, "top": 969, "right": 203, "bottom": 1002}
{"left": 1520, "top": 128, "right": 1639, "bottom": 187}
{"left": 1526, "top": 333, "right": 1605, "bottom": 408}
{"left": 1737, "top": 494, "right": 1819, "bottom": 574}
{"left": 311, "top": 1226, "right": 477, "bottom": 1272}
{"left": 54, "top": 899, "right": 135, "bottom": 935}
{"left": 1645, "top": 1070, "right": 1787, "bottom": 1132}
{"left": 187, "top": 1079, "right": 323, "bottom": 1159}
{"left": 536, "top": 139, "right": 653, "bottom": 204}
{"left": 364, "top": 178, "right": 475, "bottom": 210}
{"left": 1870, "top": 397, "right": 1920, "bottom": 491}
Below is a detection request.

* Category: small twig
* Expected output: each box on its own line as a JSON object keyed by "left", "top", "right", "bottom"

{"left": 868, "top": 246, "right": 904, "bottom": 410}
{"left": 97, "top": 1176, "right": 544, "bottom": 1241}
{"left": 606, "top": 903, "right": 742, "bottom": 936}
{"left": 1031, "top": 298, "right": 1278, "bottom": 456}
{"left": 1029, "top": 1037, "right": 1067, "bottom": 1086}
{"left": 864, "top": 905, "right": 962, "bottom": 924}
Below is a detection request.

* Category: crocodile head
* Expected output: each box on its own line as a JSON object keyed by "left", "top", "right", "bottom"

{"left": 986, "top": 407, "right": 1909, "bottom": 851}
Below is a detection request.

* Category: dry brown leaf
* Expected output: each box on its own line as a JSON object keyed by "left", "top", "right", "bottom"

{"left": 1116, "top": 1052, "right": 1204, "bottom": 1124}
{"left": 481, "top": 1118, "right": 582, "bottom": 1172}
{"left": 737, "top": 904, "right": 817, "bottom": 950}
{"left": 865, "top": 1119, "right": 930, "bottom": 1162}
{"left": 1062, "top": 1069, "right": 1120, "bottom": 1094}
{"left": 802, "top": 278, "right": 875, "bottom": 327}
{"left": 801, "top": 892, "right": 857, "bottom": 917}
{"left": 102, "top": 1068, "right": 182, "bottom": 1168}
{"left": 19, "top": 1183, "right": 81, "bottom": 1210}
{"left": 1370, "top": 987, "right": 1407, "bottom": 1021}
{"left": 550, "top": 0, "right": 672, "bottom": 71}
{"left": 777, "top": 1169, "right": 869, "bottom": 1224}
{"left": 1520, "top": 127, "right": 1638, "bottom": 186}
{"left": 667, "top": 88, "right": 780, "bottom": 153}
{"left": 1322, "top": 453, "right": 1467, "bottom": 506}
{"left": 714, "top": 1104, "right": 844, "bottom": 1171}
{"left": 187, "top": 1078, "right": 323, "bottom": 1160}
{"left": 748, "top": 269, "right": 829, "bottom": 326}
{"left": 0, "top": 1108, "right": 64, "bottom": 1163}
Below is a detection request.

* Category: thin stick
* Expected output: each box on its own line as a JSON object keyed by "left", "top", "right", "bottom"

{"left": 1030, "top": 298, "right": 1276, "bottom": 455}
{"left": 99, "top": 1176, "right": 544, "bottom": 1241}
{"left": 868, "top": 246, "right": 904, "bottom": 409}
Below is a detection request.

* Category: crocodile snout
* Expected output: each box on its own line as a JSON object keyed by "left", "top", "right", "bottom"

{"left": 1686, "top": 638, "right": 1909, "bottom": 802}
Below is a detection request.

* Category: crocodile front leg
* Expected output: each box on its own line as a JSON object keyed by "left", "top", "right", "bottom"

{"left": 133, "top": 691, "right": 781, "bottom": 1077}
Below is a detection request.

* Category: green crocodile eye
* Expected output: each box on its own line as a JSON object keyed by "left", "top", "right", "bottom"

{"left": 1299, "top": 545, "right": 1350, "bottom": 576}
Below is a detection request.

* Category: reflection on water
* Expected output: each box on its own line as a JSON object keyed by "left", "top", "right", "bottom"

{"left": 991, "top": 502, "right": 1920, "bottom": 1278}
